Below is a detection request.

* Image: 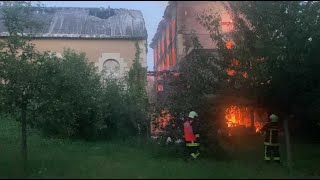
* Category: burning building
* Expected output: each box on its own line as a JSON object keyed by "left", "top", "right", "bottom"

{"left": 150, "top": 1, "right": 233, "bottom": 72}
{"left": 149, "top": 1, "right": 268, "bottom": 135}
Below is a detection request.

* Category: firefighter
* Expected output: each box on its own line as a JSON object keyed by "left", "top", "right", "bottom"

{"left": 183, "top": 111, "right": 200, "bottom": 160}
{"left": 260, "top": 114, "right": 282, "bottom": 163}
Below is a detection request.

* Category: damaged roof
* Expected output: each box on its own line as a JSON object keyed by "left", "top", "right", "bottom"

{"left": 0, "top": 7, "right": 147, "bottom": 39}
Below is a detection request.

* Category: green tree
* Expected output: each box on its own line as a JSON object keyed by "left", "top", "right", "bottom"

{"left": 34, "top": 49, "right": 103, "bottom": 140}
{"left": 0, "top": 1, "right": 44, "bottom": 173}
{"left": 99, "top": 76, "right": 135, "bottom": 139}
{"left": 126, "top": 42, "right": 149, "bottom": 136}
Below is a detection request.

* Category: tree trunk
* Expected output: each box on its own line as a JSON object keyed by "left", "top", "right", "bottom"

{"left": 21, "top": 102, "right": 27, "bottom": 176}
{"left": 284, "top": 117, "right": 292, "bottom": 171}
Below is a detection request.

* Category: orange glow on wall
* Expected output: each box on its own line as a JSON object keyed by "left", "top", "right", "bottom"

{"left": 171, "top": 19, "right": 175, "bottom": 39}
{"left": 172, "top": 47, "right": 176, "bottom": 66}
{"left": 162, "top": 60, "right": 165, "bottom": 71}
{"left": 221, "top": 12, "right": 234, "bottom": 33}
{"left": 161, "top": 35, "right": 165, "bottom": 54}
{"left": 158, "top": 41, "right": 161, "bottom": 60}
{"left": 166, "top": 54, "right": 170, "bottom": 70}
{"left": 166, "top": 24, "right": 170, "bottom": 48}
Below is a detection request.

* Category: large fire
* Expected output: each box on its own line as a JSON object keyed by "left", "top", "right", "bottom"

{"left": 225, "top": 105, "right": 265, "bottom": 132}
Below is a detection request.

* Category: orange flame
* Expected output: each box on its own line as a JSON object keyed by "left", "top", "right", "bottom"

{"left": 151, "top": 109, "right": 172, "bottom": 135}
{"left": 226, "top": 41, "right": 233, "bottom": 49}
{"left": 225, "top": 106, "right": 264, "bottom": 132}
{"left": 225, "top": 106, "right": 241, "bottom": 127}
{"left": 242, "top": 71, "right": 248, "bottom": 78}
{"left": 230, "top": 58, "right": 240, "bottom": 66}
{"left": 226, "top": 68, "right": 236, "bottom": 76}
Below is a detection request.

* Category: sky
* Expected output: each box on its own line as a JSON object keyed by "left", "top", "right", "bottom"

{"left": 41, "top": 1, "right": 168, "bottom": 71}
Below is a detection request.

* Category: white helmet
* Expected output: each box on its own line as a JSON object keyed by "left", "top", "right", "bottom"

{"left": 188, "top": 111, "right": 198, "bottom": 119}
{"left": 269, "top": 114, "right": 279, "bottom": 122}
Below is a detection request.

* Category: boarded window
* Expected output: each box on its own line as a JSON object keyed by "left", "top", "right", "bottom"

{"left": 103, "top": 59, "right": 120, "bottom": 77}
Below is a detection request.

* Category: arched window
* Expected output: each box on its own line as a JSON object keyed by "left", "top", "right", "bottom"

{"left": 103, "top": 59, "right": 120, "bottom": 77}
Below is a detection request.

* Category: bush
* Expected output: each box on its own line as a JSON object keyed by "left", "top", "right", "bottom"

{"left": 32, "top": 50, "right": 103, "bottom": 139}
{"left": 29, "top": 47, "right": 149, "bottom": 141}
{"left": 1, "top": 30, "right": 148, "bottom": 141}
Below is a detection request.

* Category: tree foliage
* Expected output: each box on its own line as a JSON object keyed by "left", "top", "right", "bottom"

{"left": 197, "top": 1, "right": 320, "bottom": 133}
{"left": 0, "top": 1, "right": 45, "bottom": 173}
{"left": 32, "top": 50, "right": 103, "bottom": 139}
{"left": 0, "top": 2, "right": 150, "bottom": 144}
{"left": 126, "top": 42, "right": 149, "bottom": 136}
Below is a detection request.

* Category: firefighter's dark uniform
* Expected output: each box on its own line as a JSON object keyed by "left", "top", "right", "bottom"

{"left": 260, "top": 118, "right": 281, "bottom": 163}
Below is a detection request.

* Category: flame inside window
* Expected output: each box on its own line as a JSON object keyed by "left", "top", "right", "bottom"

{"left": 225, "top": 105, "right": 265, "bottom": 132}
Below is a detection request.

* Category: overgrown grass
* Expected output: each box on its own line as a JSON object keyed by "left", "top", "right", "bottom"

{"left": 0, "top": 116, "right": 319, "bottom": 178}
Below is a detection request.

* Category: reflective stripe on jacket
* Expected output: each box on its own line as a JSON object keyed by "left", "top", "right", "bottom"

{"left": 261, "top": 122, "right": 280, "bottom": 146}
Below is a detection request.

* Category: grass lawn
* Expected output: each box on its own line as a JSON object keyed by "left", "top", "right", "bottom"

{"left": 0, "top": 117, "right": 319, "bottom": 179}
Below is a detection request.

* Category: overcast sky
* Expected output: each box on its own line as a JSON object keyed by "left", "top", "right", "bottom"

{"left": 41, "top": 1, "right": 168, "bottom": 71}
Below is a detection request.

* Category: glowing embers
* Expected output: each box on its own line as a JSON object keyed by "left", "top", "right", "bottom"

{"left": 226, "top": 41, "right": 234, "bottom": 49}
{"left": 226, "top": 69, "right": 236, "bottom": 76}
{"left": 242, "top": 71, "right": 248, "bottom": 78}
{"left": 224, "top": 105, "right": 265, "bottom": 132}
{"left": 226, "top": 58, "right": 239, "bottom": 76}
{"left": 151, "top": 109, "right": 172, "bottom": 135}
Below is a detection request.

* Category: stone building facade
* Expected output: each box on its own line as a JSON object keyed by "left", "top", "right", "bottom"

{"left": 0, "top": 7, "right": 148, "bottom": 77}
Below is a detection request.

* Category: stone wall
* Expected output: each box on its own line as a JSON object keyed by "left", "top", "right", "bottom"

{"left": 31, "top": 39, "right": 147, "bottom": 76}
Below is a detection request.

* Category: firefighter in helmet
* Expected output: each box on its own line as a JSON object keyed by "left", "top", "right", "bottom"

{"left": 260, "top": 114, "right": 282, "bottom": 163}
{"left": 183, "top": 111, "right": 200, "bottom": 160}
